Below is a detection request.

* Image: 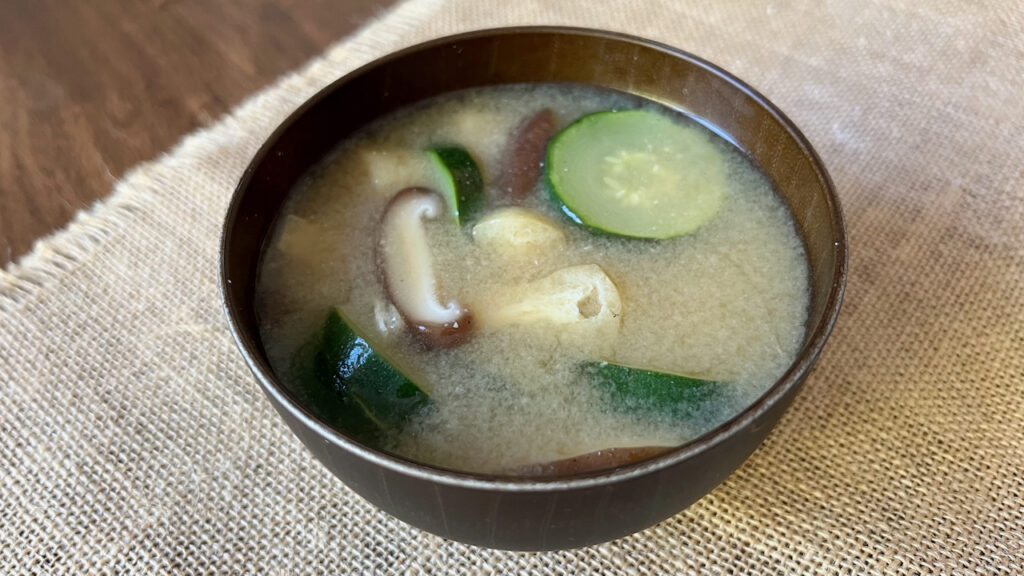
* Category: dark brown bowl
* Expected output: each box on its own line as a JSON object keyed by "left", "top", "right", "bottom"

{"left": 220, "top": 27, "right": 846, "bottom": 551}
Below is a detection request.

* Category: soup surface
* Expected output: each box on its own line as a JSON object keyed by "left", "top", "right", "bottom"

{"left": 256, "top": 84, "right": 809, "bottom": 474}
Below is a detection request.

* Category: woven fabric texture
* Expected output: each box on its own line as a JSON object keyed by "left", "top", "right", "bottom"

{"left": 2, "top": 0, "right": 1022, "bottom": 573}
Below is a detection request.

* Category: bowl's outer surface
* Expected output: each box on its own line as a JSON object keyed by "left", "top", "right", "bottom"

{"left": 221, "top": 27, "right": 847, "bottom": 550}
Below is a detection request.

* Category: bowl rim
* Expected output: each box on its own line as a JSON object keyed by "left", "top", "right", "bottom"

{"left": 220, "top": 25, "right": 848, "bottom": 492}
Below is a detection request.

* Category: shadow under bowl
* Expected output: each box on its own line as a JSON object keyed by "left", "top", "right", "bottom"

{"left": 220, "top": 26, "right": 847, "bottom": 551}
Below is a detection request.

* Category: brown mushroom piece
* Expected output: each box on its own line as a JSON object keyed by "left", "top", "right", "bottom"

{"left": 516, "top": 446, "right": 674, "bottom": 476}
{"left": 377, "top": 187, "right": 473, "bottom": 346}
{"left": 497, "top": 108, "right": 557, "bottom": 203}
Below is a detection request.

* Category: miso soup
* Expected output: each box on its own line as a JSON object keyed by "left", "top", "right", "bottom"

{"left": 256, "top": 84, "right": 810, "bottom": 475}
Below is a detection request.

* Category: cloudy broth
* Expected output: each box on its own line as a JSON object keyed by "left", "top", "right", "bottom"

{"left": 256, "top": 84, "right": 809, "bottom": 474}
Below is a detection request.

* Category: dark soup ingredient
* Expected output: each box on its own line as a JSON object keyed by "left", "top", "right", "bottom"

{"left": 498, "top": 108, "right": 558, "bottom": 203}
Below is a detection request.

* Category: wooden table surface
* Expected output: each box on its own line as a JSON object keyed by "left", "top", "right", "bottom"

{"left": 0, "top": 0, "right": 396, "bottom": 267}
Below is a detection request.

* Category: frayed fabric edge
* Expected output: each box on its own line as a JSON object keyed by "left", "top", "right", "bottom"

{"left": 0, "top": 180, "right": 151, "bottom": 314}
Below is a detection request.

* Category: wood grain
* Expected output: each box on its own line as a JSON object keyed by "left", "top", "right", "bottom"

{"left": 0, "top": 0, "right": 396, "bottom": 267}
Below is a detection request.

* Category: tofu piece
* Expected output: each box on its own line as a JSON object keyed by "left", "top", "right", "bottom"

{"left": 275, "top": 215, "right": 323, "bottom": 263}
{"left": 472, "top": 264, "right": 623, "bottom": 354}
{"left": 358, "top": 147, "right": 434, "bottom": 196}
{"left": 471, "top": 207, "right": 567, "bottom": 263}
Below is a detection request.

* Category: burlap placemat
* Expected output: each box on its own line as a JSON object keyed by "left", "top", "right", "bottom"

{"left": 3, "top": 0, "right": 1021, "bottom": 572}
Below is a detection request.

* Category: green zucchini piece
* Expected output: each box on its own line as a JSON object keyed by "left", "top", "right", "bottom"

{"left": 582, "top": 361, "right": 717, "bottom": 419}
{"left": 426, "top": 146, "right": 485, "bottom": 226}
{"left": 290, "top": 307, "right": 430, "bottom": 445}
{"left": 547, "top": 109, "right": 726, "bottom": 239}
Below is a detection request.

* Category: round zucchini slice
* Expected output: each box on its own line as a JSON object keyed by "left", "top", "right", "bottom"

{"left": 547, "top": 109, "right": 726, "bottom": 239}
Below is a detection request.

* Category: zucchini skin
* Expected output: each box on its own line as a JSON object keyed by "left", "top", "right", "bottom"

{"left": 582, "top": 361, "right": 717, "bottom": 419}
{"left": 427, "top": 146, "right": 485, "bottom": 226}
{"left": 291, "top": 308, "right": 430, "bottom": 446}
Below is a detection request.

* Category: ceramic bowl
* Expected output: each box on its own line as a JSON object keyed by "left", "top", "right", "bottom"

{"left": 220, "top": 27, "right": 847, "bottom": 550}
